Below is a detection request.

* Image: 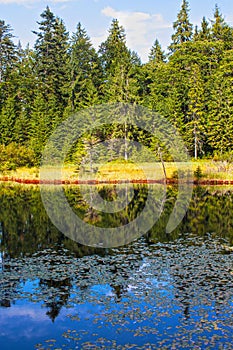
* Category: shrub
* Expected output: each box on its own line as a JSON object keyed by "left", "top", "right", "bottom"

{"left": 194, "top": 166, "right": 203, "bottom": 180}
{"left": 0, "top": 143, "right": 36, "bottom": 171}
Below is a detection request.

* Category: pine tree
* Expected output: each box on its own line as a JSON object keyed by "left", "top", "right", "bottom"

{"left": 149, "top": 39, "right": 166, "bottom": 63}
{"left": 169, "top": 0, "right": 193, "bottom": 52}
{"left": 99, "top": 19, "right": 139, "bottom": 103}
{"left": 33, "top": 7, "right": 69, "bottom": 110}
{"left": 99, "top": 19, "right": 130, "bottom": 74}
{"left": 187, "top": 64, "right": 206, "bottom": 158}
{"left": 99, "top": 19, "right": 141, "bottom": 159}
{"left": 208, "top": 49, "right": 233, "bottom": 154}
{"left": 68, "top": 22, "right": 102, "bottom": 111}
{"left": 13, "top": 47, "right": 37, "bottom": 144}
{"left": 0, "top": 95, "right": 19, "bottom": 144}
{"left": 211, "top": 5, "right": 226, "bottom": 41}
{"left": 0, "top": 20, "right": 17, "bottom": 83}
{"left": 29, "top": 92, "right": 50, "bottom": 158}
{"left": 199, "top": 17, "right": 211, "bottom": 41}
{"left": 210, "top": 5, "right": 233, "bottom": 48}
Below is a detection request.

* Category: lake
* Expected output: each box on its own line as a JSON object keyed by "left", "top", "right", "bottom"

{"left": 0, "top": 183, "right": 232, "bottom": 349}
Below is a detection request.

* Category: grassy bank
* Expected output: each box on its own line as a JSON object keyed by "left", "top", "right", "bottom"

{"left": 0, "top": 160, "right": 233, "bottom": 183}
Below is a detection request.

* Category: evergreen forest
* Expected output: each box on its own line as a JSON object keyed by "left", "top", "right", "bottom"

{"left": 1, "top": 0, "right": 233, "bottom": 169}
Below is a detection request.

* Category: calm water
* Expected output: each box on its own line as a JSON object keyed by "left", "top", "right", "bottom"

{"left": 0, "top": 183, "right": 233, "bottom": 349}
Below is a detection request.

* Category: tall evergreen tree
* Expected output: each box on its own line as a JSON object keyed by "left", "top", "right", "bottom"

{"left": 13, "top": 47, "right": 37, "bottom": 144}
{"left": 149, "top": 39, "right": 166, "bottom": 63}
{"left": 67, "top": 22, "right": 102, "bottom": 111}
{"left": 187, "top": 64, "right": 206, "bottom": 158}
{"left": 29, "top": 92, "right": 51, "bottom": 158}
{"left": 208, "top": 49, "right": 233, "bottom": 154}
{"left": 0, "top": 20, "right": 17, "bottom": 83}
{"left": 99, "top": 19, "right": 130, "bottom": 74}
{"left": 199, "top": 17, "right": 211, "bottom": 41}
{"left": 210, "top": 5, "right": 233, "bottom": 48}
{"left": 169, "top": 0, "right": 193, "bottom": 52}
{"left": 99, "top": 19, "right": 139, "bottom": 103}
{"left": 99, "top": 19, "right": 141, "bottom": 159}
{"left": 0, "top": 95, "right": 19, "bottom": 144}
{"left": 33, "top": 7, "right": 69, "bottom": 108}
{"left": 211, "top": 5, "right": 226, "bottom": 41}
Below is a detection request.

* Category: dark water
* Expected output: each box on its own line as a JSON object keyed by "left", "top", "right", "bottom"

{"left": 0, "top": 183, "right": 233, "bottom": 349}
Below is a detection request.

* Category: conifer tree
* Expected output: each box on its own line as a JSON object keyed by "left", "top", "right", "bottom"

{"left": 208, "top": 50, "right": 233, "bottom": 154}
{"left": 68, "top": 22, "right": 102, "bottom": 111}
{"left": 99, "top": 19, "right": 139, "bottom": 103}
{"left": 199, "top": 17, "right": 211, "bottom": 41}
{"left": 149, "top": 39, "right": 166, "bottom": 63}
{"left": 193, "top": 25, "right": 199, "bottom": 41}
{"left": 33, "top": 7, "right": 69, "bottom": 110}
{"left": 29, "top": 92, "right": 50, "bottom": 158}
{"left": 0, "top": 95, "right": 19, "bottom": 144}
{"left": 211, "top": 5, "right": 226, "bottom": 41}
{"left": 210, "top": 5, "right": 233, "bottom": 48}
{"left": 13, "top": 48, "right": 37, "bottom": 144}
{"left": 187, "top": 64, "right": 205, "bottom": 158}
{"left": 99, "top": 19, "right": 130, "bottom": 74}
{"left": 0, "top": 20, "right": 17, "bottom": 83}
{"left": 169, "top": 0, "right": 193, "bottom": 52}
{"left": 99, "top": 19, "right": 141, "bottom": 159}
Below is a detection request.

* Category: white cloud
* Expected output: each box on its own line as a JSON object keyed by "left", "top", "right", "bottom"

{"left": 94, "top": 6, "right": 172, "bottom": 62}
{"left": 0, "top": 305, "right": 48, "bottom": 322}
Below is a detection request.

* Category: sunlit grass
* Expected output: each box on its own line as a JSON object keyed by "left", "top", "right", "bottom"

{"left": 0, "top": 160, "right": 233, "bottom": 182}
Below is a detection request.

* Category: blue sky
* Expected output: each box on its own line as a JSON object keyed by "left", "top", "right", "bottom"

{"left": 1, "top": 0, "right": 233, "bottom": 62}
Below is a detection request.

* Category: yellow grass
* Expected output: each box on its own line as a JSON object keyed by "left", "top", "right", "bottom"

{"left": 1, "top": 160, "right": 233, "bottom": 182}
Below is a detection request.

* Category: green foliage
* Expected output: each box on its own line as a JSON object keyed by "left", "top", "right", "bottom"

{"left": 149, "top": 39, "right": 166, "bottom": 63}
{"left": 169, "top": 0, "right": 193, "bottom": 52}
{"left": 194, "top": 165, "right": 203, "bottom": 180}
{"left": 0, "top": 143, "right": 36, "bottom": 171}
{"left": 212, "top": 151, "right": 233, "bottom": 163}
{"left": 0, "top": 3, "right": 233, "bottom": 166}
{"left": 210, "top": 4, "right": 233, "bottom": 48}
{"left": 207, "top": 49, "right": 233, "bottom": 154}
{"left": 68, "top": 22, "right": 102, "bottom": 111}
{"left": 0, "top": 20, "right": 17, "bottom": 83}
{"left": 197, "top": 17, "right": 211, "bottom": 41}
{"left": 186, "top": 64, "right": 206, "bottom": 158}
{"left": 33, "top": 7, "right": 69, "bottom": 109}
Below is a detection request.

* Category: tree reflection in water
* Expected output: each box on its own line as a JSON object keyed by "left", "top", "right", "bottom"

{"left": 0, "top": 183, "right": 233, "bottom": 349}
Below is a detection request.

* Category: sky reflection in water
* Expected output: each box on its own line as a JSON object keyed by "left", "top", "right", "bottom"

{"left": 0, "top": 184, "right": 233, "bottom": 349}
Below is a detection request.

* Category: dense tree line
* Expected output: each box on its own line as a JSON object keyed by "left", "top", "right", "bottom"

{"left": 0, "top": 1, "right": 233, "bottom": 168}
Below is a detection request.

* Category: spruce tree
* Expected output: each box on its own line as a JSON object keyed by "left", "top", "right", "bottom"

{"left": 199, "top": 17, "right": 211, "bottom": 41}
{"left": 211, "top": 5, "right": 226, "bottom": 41}
{"left": 99, "top": 19, "right": 139, "bottom": 103}
{"left": 67, "top": 22, "right": 102, "bottom": 111}
{"left": 29, "top": 92, "right": 50, "bottom": 158}
{"left": 0, "top": 20, "right": 17, "bottom": 83}
{"left": 99, "top": 19, "right": 130, "bottom": 74}
{"left": 13, "top": 47, "right": 37, "bottom": 144}
{"left": 169, "top": 0, "right": 193, "bottom": 52}
{"left": 99, "top": 19, "right": 141, "bottom": 159}
{"left": 208, "top": 49, "right": 233, "bottom": 154}
{"left": 33, "top": 7, "right": 69, "bottom": 111}
{"left": 210, "top": 5, "right": 233, "bottom": 48}
{"left": 149, "top": 39, "right": 166, "bottom": 63}
{"left": 0, "top": 95, "right": 19, "bottom": 144}
{"left": 187, "top": 64, "right": 205, "bottom": 158}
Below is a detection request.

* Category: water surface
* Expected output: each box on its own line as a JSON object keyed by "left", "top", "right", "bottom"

{"left": 0, "top": 183, "right": 232, "bottom": 349}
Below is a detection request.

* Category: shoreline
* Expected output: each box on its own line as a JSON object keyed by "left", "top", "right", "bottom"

{"left": 1, "top": 176, "right": 233, "bottom": 186}
{"left": 1, "top": 160, "right": 233, "bottom": 186}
